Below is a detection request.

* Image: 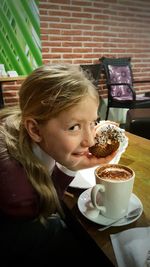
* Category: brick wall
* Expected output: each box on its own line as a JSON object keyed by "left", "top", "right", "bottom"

{"left": 40, "top": 0, "right": 150, "bottom": 97}
{"left": 2, "top": 80, "right": 24, "bottom": 106}
{"left": 2, "top": 0, "right": 150, "bottom": 106}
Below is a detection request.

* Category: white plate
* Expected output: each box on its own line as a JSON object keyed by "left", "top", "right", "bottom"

{"left": 77, "top": 188, "right": 143, "bottom": 226}
{"left": 69, "top": 136, "right": 128, "bottom": 189}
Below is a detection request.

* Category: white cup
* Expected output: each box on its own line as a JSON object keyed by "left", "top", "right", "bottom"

{"left": 90, "top": 164, "right": 135, "bottom": 219}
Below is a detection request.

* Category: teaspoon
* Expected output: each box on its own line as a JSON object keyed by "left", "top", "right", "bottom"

{"left": 98, "top": 207, "right": 141, "bottom": 231}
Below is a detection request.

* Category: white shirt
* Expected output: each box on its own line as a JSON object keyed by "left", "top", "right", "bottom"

{"left": 32, "top": 143, "right": 76, "bottom": 177}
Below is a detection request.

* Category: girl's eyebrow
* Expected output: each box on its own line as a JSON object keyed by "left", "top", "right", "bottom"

{"left": 65, "top": 117, "right": 83, "bottom": 123}
{"left": 64, "top": 114, "right": 99, "bottom": 124}
{"left": 70, "top": 117, "right": 99, "bottom": 123}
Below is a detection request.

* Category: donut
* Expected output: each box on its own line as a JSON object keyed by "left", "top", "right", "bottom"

{"left": 89, "top": 124, "right": 125, "bottom": 158}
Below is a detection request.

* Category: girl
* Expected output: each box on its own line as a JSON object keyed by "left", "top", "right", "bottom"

{"left": 0, "top": 64, "right": 116, "bottom": 266}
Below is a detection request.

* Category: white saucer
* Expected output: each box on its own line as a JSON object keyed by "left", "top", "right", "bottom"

{"left": 77, "top": 188, "right": 143, "bottom": 226}
{"left": 69, "top": 136, "right": 128, "bottom": 189}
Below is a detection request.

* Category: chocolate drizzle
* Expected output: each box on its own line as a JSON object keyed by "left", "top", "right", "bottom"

{"left": 95, "top": 125, "right": 125, "bottom": 145}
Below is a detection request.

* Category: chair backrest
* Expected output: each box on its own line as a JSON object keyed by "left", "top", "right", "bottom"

{"left": 99, "top": 57, "right": 135, "bottom": 99}
{"left": 80, "top": 63, "right": 102, "bottom": 88}
{"left": 125, "top": 108, "right": 150, "bottom": 139}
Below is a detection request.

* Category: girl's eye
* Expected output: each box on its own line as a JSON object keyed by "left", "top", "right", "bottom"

{"left": 69, "top": 124, "right": 80, "bottom": 131}
{"left": 95, "top": 117, "right": 101, "bottom": 124}
{"left": 91, "top": 120, "right": 98, "bottom": 127}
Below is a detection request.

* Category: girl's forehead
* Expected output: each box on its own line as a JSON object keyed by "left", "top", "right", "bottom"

{"left": 72, "top": 94, "right": 98, "bottom": 107}
{"left": 57, "top": 96, "right": 99, "bottom": 120}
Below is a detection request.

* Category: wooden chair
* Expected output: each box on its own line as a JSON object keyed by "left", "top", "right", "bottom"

{"left": 80, "top": 63, "right": 102, "bottom": 89}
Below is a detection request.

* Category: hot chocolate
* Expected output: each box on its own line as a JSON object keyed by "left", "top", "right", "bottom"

{"left": 92, "top": 164, "right": 135, "bottom": 219}
{"left": 96, "top": 164, "right": 133, "bottom": 181}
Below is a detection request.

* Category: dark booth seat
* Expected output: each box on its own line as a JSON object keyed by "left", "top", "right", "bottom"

{"left": 125, "top": 108, "right": 150, "bottom": 140}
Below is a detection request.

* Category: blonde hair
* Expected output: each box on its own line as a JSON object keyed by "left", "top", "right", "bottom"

{"left": 0, "top": 63, "right": 99, "bottom": 223}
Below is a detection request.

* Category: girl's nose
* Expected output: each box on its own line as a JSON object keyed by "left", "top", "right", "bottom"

{"left": 81, "top": 130, "right": 96, "bottom": 148}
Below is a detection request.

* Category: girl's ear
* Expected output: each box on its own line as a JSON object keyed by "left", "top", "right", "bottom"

{"left": 24, "top": 118, "right": 42, "bottom": 143}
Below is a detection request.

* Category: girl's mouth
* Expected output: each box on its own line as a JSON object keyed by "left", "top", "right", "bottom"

{"left": 72, "top": 151, "right": 88, "bottom": 157}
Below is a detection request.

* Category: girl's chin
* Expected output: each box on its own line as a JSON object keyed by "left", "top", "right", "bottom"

{"left": 60, "top": 154, "right": 85, "bottom": 168}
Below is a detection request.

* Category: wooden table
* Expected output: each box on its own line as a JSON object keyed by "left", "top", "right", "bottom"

{"left": 63, "top": 132, "right": 150, "bottom": 266}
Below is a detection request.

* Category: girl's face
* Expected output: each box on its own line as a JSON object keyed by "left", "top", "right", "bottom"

{"left": 38, "top": 96, "right": 99, "bottom": 169}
